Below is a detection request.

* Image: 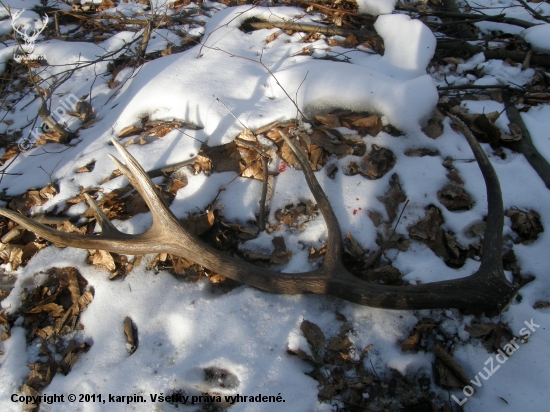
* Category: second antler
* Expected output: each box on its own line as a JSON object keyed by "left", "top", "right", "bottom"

{"left": 0, "top": 116, "right": 517, "bottom": 313}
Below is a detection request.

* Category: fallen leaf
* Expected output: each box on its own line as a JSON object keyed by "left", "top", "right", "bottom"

{"left": 124, "top": 316, "right": 138, "bottom": 354}
{"left": 433, "top": 343, "right": 471, "bottom": 389}
{"left": 377, "top": 174, "right": 406, "bottom": 222}
{"left": 118, "top": 125, "right": 143, "bottom": 138}
{"left": 352, "top": 115, "right": 383, "bottom": 136}
{"left": 506, "top": 209, "right": 543, "bottom": 244}
{"left": 271, "top": 236, "right": 292, "bottom": 265}
{"left": 360, "top": 145, "right": 396, "bottom": 179}
{"left": 315, "top": 114, "right": 341, "bottom": 128}
{"left": 300, "top": 320, "right": 325, "bottom": 361}
{"left": 90, "top": 250, "right": 116, "bottom": 271}
{"left": 438, "top": 184, "right": 473, "bottom": 211}
{"left": 344, "top": 231, "right": 364, "bottom": 259}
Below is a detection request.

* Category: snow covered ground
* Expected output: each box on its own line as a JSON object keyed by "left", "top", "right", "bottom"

{"left": 0, "top": 1, "right": 549, "bottom": 411}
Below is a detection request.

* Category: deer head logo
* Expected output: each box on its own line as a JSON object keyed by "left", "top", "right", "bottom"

{"left": 11, "top": 10, "right": 49, "bottom": 55}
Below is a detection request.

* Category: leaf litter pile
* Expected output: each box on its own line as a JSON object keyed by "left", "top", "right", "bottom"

{"left": 6, "top": 268, "right": 93, "bottom": 411}
{"left": 0, "top": 0, "right": 549, "bottom": 411}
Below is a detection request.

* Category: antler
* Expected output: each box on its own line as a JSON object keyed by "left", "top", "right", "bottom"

{"left": 0, "top": 119, "right": 517, "bottom": 313}
{"left": 11, "top": 11, "right": 48, "bottom": 44}
{"left": 11, "top": 10, "right": 28, "bottom": 40}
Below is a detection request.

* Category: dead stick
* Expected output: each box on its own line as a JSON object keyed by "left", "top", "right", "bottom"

{"left": 259, "top": 157, "right": 268, "bottom": 231}
{"left": 517, "top": 0, "right": 550, "bottom": 23}
{"left": 243, "top": 21, "right": 379, "bottom": 40}
{"left": 503, "top": 92, "right": 550, "bottom": 189}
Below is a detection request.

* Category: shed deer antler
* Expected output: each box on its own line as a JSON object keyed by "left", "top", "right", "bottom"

{"left": 0, "top": 115, "right": 517, "bottom": 313}
{"left": 11, "top": 10, "right": 49, "bottom": 54}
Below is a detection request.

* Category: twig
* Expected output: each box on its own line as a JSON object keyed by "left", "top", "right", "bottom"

{"left": 215, "top": 96, "right": 249, "bottom": 130}
{"left": 363, "top": 200, "right": 409, "bottom": 269}
{"left": 437, "top": 84, "right": 514, "bottom": 91}
{"left": 517, "top": 0, "right": 550, "bottom": 23}
{"left": 437, "top": 40, "right": 550, "bottom": 68}
{"left": 396, "top": 5, "right": 540, "bottom": 28}
{"left": 242, "top": 20, "right": 379, "bottom": 41}
{"left": 38, "top": 157, "right": 64, "bottom": 186}
{"left": 259, "top": 156, "right": 268, "bottom": 231}
{"left": 442, "top": 0, "right": 476, "bottom": 38}
{"left": 503, "top": 92, "right": 550, "bottom": 189}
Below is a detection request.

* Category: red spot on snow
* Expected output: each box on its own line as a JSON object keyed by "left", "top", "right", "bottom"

{"left": 353, "top": 209, "right": 358, "bottom": 215}
{"left": 358, "top": 207, "right": 362, "bottom": 211}
{"left": 356, "top": 198, "right": 359, "bottom": 201}
{"left": 278, "top": 162, "right": 287, "bottom": 173}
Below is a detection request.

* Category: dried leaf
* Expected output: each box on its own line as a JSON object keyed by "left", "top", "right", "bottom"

{"left": 344, "top": 231, "right": 364, "bottom": 259}
{"left": 0, "top": 243, "right": 24, "bottom": 269}
{"left": 473, "top": 113, "right": 501, "bottom": 145}
{"left": 352, "top": 115, "right": 383, "bottom": 135}
{"left": 377, "top": 174, "right": 406, "bottom": 222}
{"left": 300, "top": 320, "right": 325, "bottom": 360}
{"left": 35, "top": 131, "right": 66, "bottom": 146}
{"left": 437, "top": 185, "right": 473, "bottom": 211}
{"left": 182, "top": 210, "right": 215, "bottom": 236}
{"left": 360, "top": 145, "right": 396, "bottom": 180}
{"left": 124, "top": 316, "right": 137, "bottom": 354}
{"left": 308, "top": 129, "right": 352, "bottom": 156}
{"left": 315, "top": 114, "right": 341, "bottom": 128}
{"left": 166, "top": 178, "right": 187, "bottom": 195}
{"left": 327, "top": 335, "right": 352, "bottom": 352}
{"left": 271, "top": 236, "right": 292, "bottom": 265}
{"left": 433, "top": 344, "right": 471, "bottom": 389}
{"left": 118, "top": 125, "right": 143, "bottom": 138}
{"left": 74, "top": 101, "right": 93, "bottom": 122}
{"left": 465, "top": 322, "right": 514, "bottom": 352}
{"left": 287, "top": 347, "right": 315, "bottom": 363}
{"left": 28, "top": 303, "right": 65, "bottom": 318}
{"left": 0, "top": 145, "right": 19, "bottom": 164}
{"left": 9, "top": 190, "right": 44, "bottom": 215}
{"left": 90, "top": 250, "right": 116, "bottom": 271}
{"left": 39, "top": 185, "right": 57, "bottom": 200}
{"left": 506, "top": 209, "right": 543, "bottom": 244}
{"left": 265, "top": 31, "right": 281, "bottom": 44}
{"left": 401, "top": 333, "right": 420, "bottom": 351}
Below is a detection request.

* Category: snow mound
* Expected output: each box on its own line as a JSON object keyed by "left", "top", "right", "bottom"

{"left": 356, "top": 0, "right": 398, "bottom": 16}
{"left": 522, "top": 23, "right": 550, "bottom": 54}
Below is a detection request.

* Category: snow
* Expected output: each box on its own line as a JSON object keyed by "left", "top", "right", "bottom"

{"left": 356, "top": 0, "right": 397, "bottom": 16}
{"left": 0, "top": 1, "right": 549, "bottom": 411}
{"left": 523, "top": 23, "right": 550, "bottom": 53}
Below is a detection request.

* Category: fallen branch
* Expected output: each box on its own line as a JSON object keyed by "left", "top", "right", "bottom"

{"left": 442, "top": 0, "right": 476, "bottom": 39}
{"left": 517, "top": 0, "right": 550, "bottom": 23}
{"left": 396, "top": 5, "right": 541, "bottom": 29}
{"left": 242, "top": 20, "right": 379, "bottom": 41}
{"left": 437, "top": 40, "right": 550, "bottom": 68}
{"left": 503, "top": 92, "right": 550, "bottom": 190}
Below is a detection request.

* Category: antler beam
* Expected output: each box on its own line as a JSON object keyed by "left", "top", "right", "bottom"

{"left": 0, "top": 119, "right": 517, "bottom": 313}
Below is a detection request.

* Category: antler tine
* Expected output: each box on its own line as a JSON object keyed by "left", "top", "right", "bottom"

{"left": 0, "top": 140, "right": 190, "bottom": 255}
{"left": 0, "top": 207, "right": 138, "bottom": 252}
{"left": 279, "top": 131, "right": 343, "bottom": 272}
{"left": 109, "top": 138, "right": 182, "bottom": 229}
{"left": 447, "top": 114, "right": 503, "bottom": 273}
{"left": 83, "top": 193, "right": 119, "bottom": 235}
